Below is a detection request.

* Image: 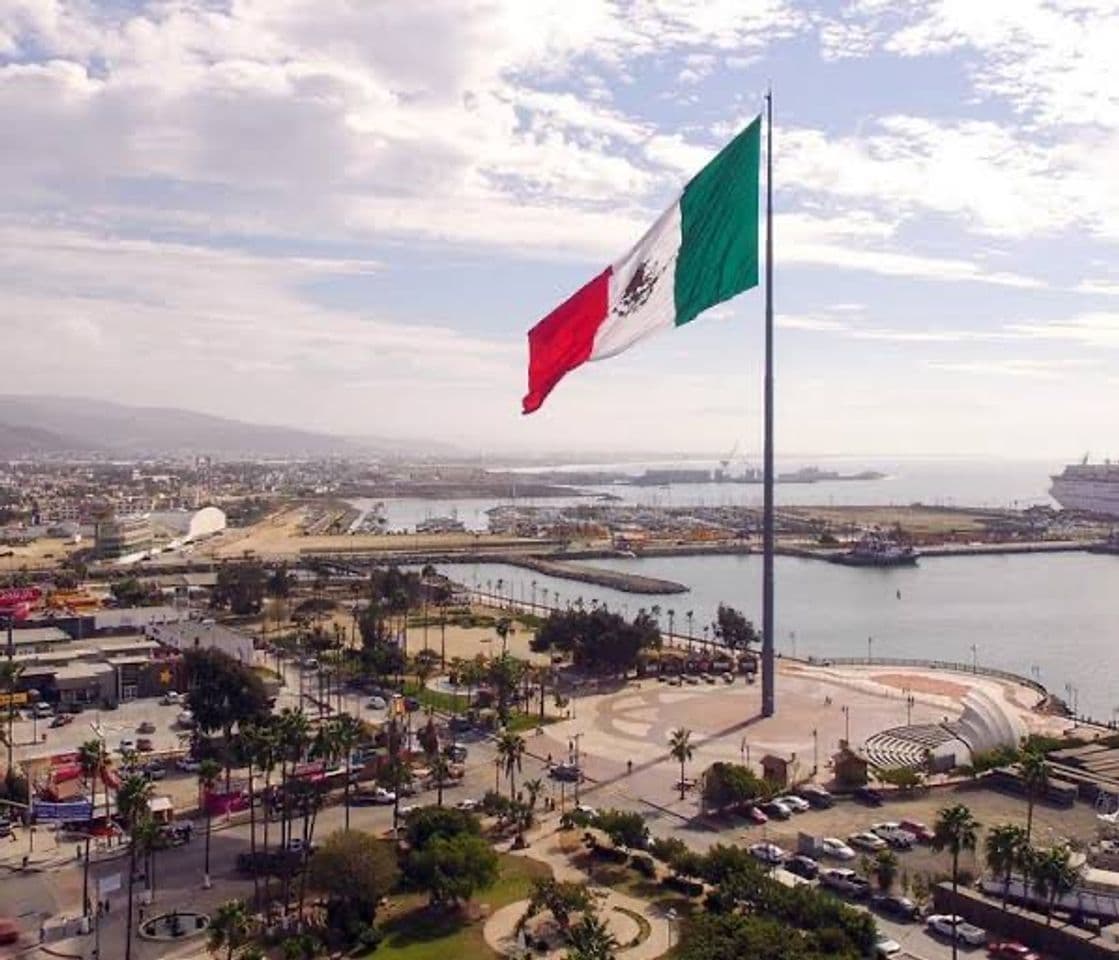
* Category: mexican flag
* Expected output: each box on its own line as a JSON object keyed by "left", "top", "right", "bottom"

{"left": 522, "top": 116, "right": 762, "bottom": 414}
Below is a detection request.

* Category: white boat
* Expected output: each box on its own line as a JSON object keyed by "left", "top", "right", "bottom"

{"left": 1050, "top": 458, "right": 1119, "bottom": 518}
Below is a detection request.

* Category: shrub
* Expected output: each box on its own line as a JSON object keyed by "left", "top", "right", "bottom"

{"left": 631, "top": 854, "right": 657, "bottom": 878}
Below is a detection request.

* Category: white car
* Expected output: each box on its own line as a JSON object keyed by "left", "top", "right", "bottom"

{"left": 749, "top": 842, "right": 787, "bottom": 865}
{"left": 161, "top": 692, "right": 182, "bottom": 705}
{"left": 455, "top": 798, "right": 479, "bottom": 811}
{"left": 371, "top": 786, "right": 396, "bottom": 805}
{"left": 874, "top": 932, "right": 901, "bottom": 958}
{"left": 926, "top": 914, "right": 986, "bottom": 946}
{"left": 848, "top": 831, "right": 888, "bottom": 852}
{"left": 176, "top": 757, "right": 202, "bottom": 772}
{"left": 367, "top": 696, "right": 387, "bottom": 710}
{"left": 780, "top": 794, "right": 810, "bottom": 813}
{"left": 118, "top": 738, "right": 137, "bottom": 754}
{"left": 819, "top": 837, "right": 857, "bottom": 860}
{"left": 574, "top": 804, "right": 598, "bottom": 818}
{"left": 398, "top": 804, "right": 418, "bottom": 817}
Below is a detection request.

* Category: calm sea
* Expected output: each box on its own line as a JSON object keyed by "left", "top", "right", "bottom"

{"left": 434, "top": 552, "right": 1119, "bottom": 723}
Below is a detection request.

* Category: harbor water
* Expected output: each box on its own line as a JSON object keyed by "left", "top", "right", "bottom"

{"left": 434, "top": 551, "right": 1119, "bottom": 722}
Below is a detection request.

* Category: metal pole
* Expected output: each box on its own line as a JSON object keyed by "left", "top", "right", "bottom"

{"left": 761, "top": 89, "right": 776, "bottom": 718}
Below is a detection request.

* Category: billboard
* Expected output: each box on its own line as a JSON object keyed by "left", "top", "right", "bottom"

{"left": 0, "top": 692, "right": 28, "bottom": 707}
{"left": 33, "top": 800, "right": 94, "bottom": 822}
{"left": 0, "top": 586, "right": 41, "bottom": 608}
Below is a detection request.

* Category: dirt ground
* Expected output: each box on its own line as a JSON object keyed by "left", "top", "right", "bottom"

{"left": 784, "top": 505, "right": 992, "bottom": 537}
{"left": 203, "top": 505, "right": 539, "bottom": 560}
{"left": 745, "top": 782, "right": 1101, "bottom": 880}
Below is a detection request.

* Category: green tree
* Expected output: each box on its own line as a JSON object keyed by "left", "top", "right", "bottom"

{"left": 208, "top": 898, "right": 251, "bottom": 960}
{"left": 406, "top": 832, "right": 498, "bottom": 906}
{"left": 932, "top": 803, "right": 980, "bottom": 960}
{"left": 331, "top": 713, "right": 364, "bottom": 830}
{"left": 873, "top": 849, "right": 898, "bottom": 893}
{"left": 428, "top": 752, "right": 452, "bottom": 808}
{"left": 595, "top": 809, "right": 649, "bottom": 852}
{"left": 519, "top": 878, "right": 592, "bottom": 934}
{"left": 1, "top": 660, "right": 24, "bottom": 773}
{"left": 712, "top": 605, "right": 759, "bottom": 651}
{"left": 985, "top": 823, "right": 1028, "bottom": 910}
{"left": 495, "top": 617, "right": 514, "bottom": 654}
{"left": 1020, "top": 748, "right": 1049, "bottom": 843}
{"left": 523, "top": 777, "right": 544, "bottom": 812}
{"left": 404, "top": 805, "right": 480, "bottom": 850}
{"left": 213, "top": 561, "right": 267, "bottom": 615}
{"left": 669, "top": 727, "right": 694, "bottom": 800}
{"left": 309, "top": 829, "right": 398, "bottom": 929}
{"left": 185, "top": 648, "right": 270, "bottom": 782}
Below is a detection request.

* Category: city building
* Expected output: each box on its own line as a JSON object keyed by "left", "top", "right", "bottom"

{"left": 94, "top": 512, "right": 153, "bottom": 558}
{"left": 145, "top": 619, "right": 254, "bottom": 664}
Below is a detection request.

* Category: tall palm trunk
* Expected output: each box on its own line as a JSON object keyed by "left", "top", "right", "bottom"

{"left": 125, "top": 836, "right": 137, "bottom": 960}
{"left": 344, "top": 756, "right": 352, "bottom": 831}
{"left": 951, "top": 850, "right": 959, "bottom": 960}
{"left": 204, "top": 808, "right": 213, "bottom": 887}
{"left": 247, "top": 762, "right": 259, "bottom": 909}
{"left": 261, "top": 768, "right": 272, "bottom": 916}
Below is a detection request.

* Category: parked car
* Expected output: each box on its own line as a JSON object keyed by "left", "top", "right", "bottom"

{"left": 874, "top": 932, "right": 901, "bottom": 958}
{"left": 574, "top": 804, "right": 598, "bottom": 818}
{"left": 784, "top": 855, "right": 819, "bottom": 880}
{"left": 118, "top": 738, "right": 137, "bottom": 754}
{"left": 745, "top": 805, "right": 768, "bottom": 824}
{"left": 0, "top": 819, "right": 12, "bottom": 839}
{"left": 31, "top": 702, "right": 53, "bottom": 718}
{"left": 444, "top": 744, "right": 468, "bottom": 762}
{"left": 176, "top": 757, "right": 202, "bottom": 773}
{"left": 988, "top": 943, "right": 1041, "bottom": 960}
{"left": 799, "top": 784, "right": 834, "bottom": 808}
{"left": 0, "top": 918, "right": 19, "bottom": 946}
{"left": 871, "top": 894, "right": 921, "bottom": 921}
{"left": 136, "top": 738, "right": 154, "bottom": 752}
{"left": 159, "top": 822, "right": 193, "bottom": 845}
{"left": 403, "top": 696, "right": 421, "bottom": 712}
{"left": 176, "top": 710, "right": 195, "bottom": 729}
{"left": 927, "top": 914, "right": 986, "bottom": 946}
{"left": 50, "top": 714, "right": 73, "bottom": 728}
{"left": 819, "top": 837, "right": 856, "bottom": 860}
{"left": 749, "top": 842, "right": 787, "bottom": 865}
{"left": 448, "top": 715, "right": 472, "bottom": 733}
{"left": 455, "top": 798, "right": 479, "bottom": 811}
{"left": 366, "top": 696, "right": 387, "bottom": 710}
{"left": 142, "top": 761, "right": 166, "bottom": 780}
{"left": 870, "top": 822, "right": 917, "bottom": 849}
{"left": 760, "top": 800, "right": 792, "bottom": 820}
{"left": 849, "top": 831, "right": 888, "bottom": 852}
{"left": 853, "top": 786, "right": 884, "bottom": 806}
{"left": 899, "top": 818, "right": 935, "bottom": 843}
{"left": 701, "top": 673, "right": 716, "bottom": 684}
{"left": 819, "top": 868, "right": 871, "bottom": 898}
{"left": 780, "top": 794, "right": 810, "bottom": 813}
{"left": 137, "top": 721, "right": 156, "bottom": 734}
{"left": 370, "top": 787, "right": 396, "bottom": 805}
{"left": 161, "top": 692, "right": 182, "bottom": 705}
{"left": 683, "top": 674, "right": 700, "bottom": 686}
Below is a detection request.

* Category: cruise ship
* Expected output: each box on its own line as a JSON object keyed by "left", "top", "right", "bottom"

{"left": 1049, "top": 459, "right": 1119, "bottom": 518}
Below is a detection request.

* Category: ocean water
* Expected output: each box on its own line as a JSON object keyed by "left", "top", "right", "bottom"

{"left": 353, "top": 458, "right": 1063, "bottom": 533}
{"left": 435, "top": 551, "right": 1119, "bottom": 722}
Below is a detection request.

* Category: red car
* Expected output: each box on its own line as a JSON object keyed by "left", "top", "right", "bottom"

{"left": 899, "top": 819, "right": 935, "bottom": 843}
{"left": 988, "top": 943, "right": 1041, "bottom": 960}
{"left": 745, "top": 805, "right": 768, "bottom": 824}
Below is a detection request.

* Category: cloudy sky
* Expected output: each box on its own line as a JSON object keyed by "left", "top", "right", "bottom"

{"left": 2, "top": 1, "right": 1118, "bottom": 458}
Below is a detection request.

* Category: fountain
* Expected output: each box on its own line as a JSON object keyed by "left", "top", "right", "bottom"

{"left": 138, "top": 909, "right": 211, "bottom": 941}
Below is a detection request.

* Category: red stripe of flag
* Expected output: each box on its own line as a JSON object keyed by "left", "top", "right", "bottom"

{"left": 522, "top": 267, "right": 611, "bottom": 414}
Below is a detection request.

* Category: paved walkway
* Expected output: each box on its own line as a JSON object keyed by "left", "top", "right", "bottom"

{"left": 483, "top": 824, "right": 670, "bottom": 960}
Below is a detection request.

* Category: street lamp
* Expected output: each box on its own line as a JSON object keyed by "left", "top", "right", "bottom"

{"left": 867, "top": 636, "right": 873, "bottom": 662}
{"left": 841, "top": 705, "right": 850, "bottom": 744}
{"left": 812, "top": 728, "right": 818, "bottom": 774}
{"left": 665, "top": 908, "right": 677, "bottom": 951}
{"left": 970, "top": 643, "right": 978, "bottom": 673}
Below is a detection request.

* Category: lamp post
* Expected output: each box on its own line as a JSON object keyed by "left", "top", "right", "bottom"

{"left": 867, "top": 636, "right": 873, "bottom": 662}
{"left": 970, "top": 643, "right": 978, "bottom": 673}
{"left": 841, "top": 705, "right": 850, "bottom": 744}
{"left": 812, "top": 728, "right": 818, "bottom": 774}
{"left": 905, "top": 690, "right": 915, "bottom": 726}
{"left": 666, "top": 908, "right": 677, "bottom": 951}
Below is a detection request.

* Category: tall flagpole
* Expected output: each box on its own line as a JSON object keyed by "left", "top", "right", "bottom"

{"left": 761, "top": 88, "right": 776, "bottom": 718}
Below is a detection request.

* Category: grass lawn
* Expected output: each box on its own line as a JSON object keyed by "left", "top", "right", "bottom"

{"left": 370, "top": 854, "right": 552, "bottom": 960}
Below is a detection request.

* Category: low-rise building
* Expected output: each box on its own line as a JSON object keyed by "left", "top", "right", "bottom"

{"left": 145, "top": 619, "right": 253, "bottom": 664}
{"left": 95, "top": 513, "right": 152, "bottom": 559}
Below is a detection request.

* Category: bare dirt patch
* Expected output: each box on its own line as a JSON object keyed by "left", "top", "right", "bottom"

{"left": 871, "top": 672, "right": 972, "bottom": 699}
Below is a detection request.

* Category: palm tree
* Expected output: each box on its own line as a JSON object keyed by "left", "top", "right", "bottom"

{"left": 331, "top": 713, "right": 363, "bottom": 829}
{"left": 668, "top": 727, "right": 693, "bottom": 800}
{"left": 1031, "top": 845, "right": 1078, "bottom": 925}
{"left": 667, "top": 609, "right": 675, "bottom": 642}
{"left": 566, "top": 911, "right": 619, "bottom": 960}
{"left": 497, "top": 730, "right": 526, "bottom": 799}
{"left": 985, "top": 823, "right": 1028, "bottom": 909}
{"left": 932, "top": 803, "right": 980, "bottom": 960}
{"left": 524, "top": 777, "right": 544, "bottom": 812}
{"left": 1, "top": 660, "right": 24, "bottom": 773}
{"left": 251, "top": 721, "right": 278, "bottom": 915}
{"left": 238, "top": 723, "right": 264, "bottom": 909}
{"left": 425, "top": 752, "right": 449, "bottom": 807}
{"left": 77, "top": 737, "right": 109, "bottom": 911}
{"left": 117, "top": 773, "right": 153, "bottom": 960}
{"left": 495, "top": 617, "right": 514, "bottom": 655}
{"left": 1020, "top": 748, "right": 1049, "bottom": 842}
{"left": 209, "top": 898, "right": 251, "bottom": 960}
{"left": 198, "top": 758, "right": 223, "bottom": 890}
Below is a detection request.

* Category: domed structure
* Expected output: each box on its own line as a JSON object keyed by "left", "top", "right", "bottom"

{"left": 186, "top": 506, "right": 226, "bottom": 541}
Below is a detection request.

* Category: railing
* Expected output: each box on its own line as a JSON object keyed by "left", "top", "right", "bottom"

{"left": 805, "top": 655, "right": 1050, "bottom": 697}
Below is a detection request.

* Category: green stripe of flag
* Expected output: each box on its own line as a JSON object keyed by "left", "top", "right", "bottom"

{"left": 673, "top": 115, "right": 761, "bottom": 328}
